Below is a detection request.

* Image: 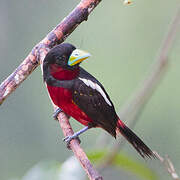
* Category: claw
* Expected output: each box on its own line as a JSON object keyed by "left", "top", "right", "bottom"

{"left": 63, "top": 135, "right": 81, "bottom": 149}
{"left": 53, "top": 108, "right": 63, "bottom": 120}
{"left": 62, "top": 126, "right": 89, "bottom": 149}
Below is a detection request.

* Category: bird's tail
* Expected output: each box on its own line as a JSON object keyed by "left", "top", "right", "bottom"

{"left": 117, "top": 119, "right": 155, "bottom": 158}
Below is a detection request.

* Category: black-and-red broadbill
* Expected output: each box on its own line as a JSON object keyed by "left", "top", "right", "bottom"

{"left": 43, "top": 43, "right": 154, "bottom": 158}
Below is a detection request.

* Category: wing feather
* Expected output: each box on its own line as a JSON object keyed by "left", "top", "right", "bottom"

{"left": 72, "top": 68, "right": 118, "bottom": 137}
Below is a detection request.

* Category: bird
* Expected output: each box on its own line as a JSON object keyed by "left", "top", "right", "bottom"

{"left": 43, "top": 43, "right": 154, "bottom": 158}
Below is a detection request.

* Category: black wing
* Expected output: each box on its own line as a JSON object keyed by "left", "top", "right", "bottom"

{"left": 72, "top": 68, "right": 118, "bottom": 137}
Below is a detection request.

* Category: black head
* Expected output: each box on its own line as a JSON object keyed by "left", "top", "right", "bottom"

{"left": 43, "top": 43, "right": 91, "bottom": 83}
{"left": 43, "top": 43, "right": 76, "bottom": 70}
{"left": 43, "top": 43, "right": 91, "bottom": 70}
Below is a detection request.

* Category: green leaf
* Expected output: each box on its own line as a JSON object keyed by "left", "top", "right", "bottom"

{"left": 113, "top": 153, "right": 157, "bottom": 180}
{"left": 88, "top": 150, "right": 158, "bottom": 180}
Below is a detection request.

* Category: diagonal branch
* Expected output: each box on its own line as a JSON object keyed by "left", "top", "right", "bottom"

{"left": 0, "top": 0, "right": 101, "bottom": 105}
{"left": 154, "top": 152, "right": 180, "bottom": 180}
{"left": 58, "top": 112, "right": 103, "bottom": 180}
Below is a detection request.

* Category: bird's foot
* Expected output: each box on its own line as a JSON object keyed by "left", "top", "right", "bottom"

{"left": 53, "top": 108, "right": 63, "bottom": 120}
{"left": 63, "top": 135, "right": 81, "bottom": 149}
{"left": 62, "top": 126, "right": 89, "bottom": 149}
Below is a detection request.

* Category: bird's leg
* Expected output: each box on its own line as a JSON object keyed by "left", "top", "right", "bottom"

{"left": 53, "top": 108, "right": 63, "bottom": 120}
{"left": 63, "top": 126, "right": 90, "bottom": 149}
{"left": 53, "top": 107, "right": 71, "bottom": 120}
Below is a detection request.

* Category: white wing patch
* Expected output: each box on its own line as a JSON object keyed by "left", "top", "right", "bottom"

{"left": 79, "top": 78, "right": 112, "bottom": 106}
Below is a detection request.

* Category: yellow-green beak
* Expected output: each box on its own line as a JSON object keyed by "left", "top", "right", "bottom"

{"left": 68, "top": 49, "right": 91, "bottom": 66}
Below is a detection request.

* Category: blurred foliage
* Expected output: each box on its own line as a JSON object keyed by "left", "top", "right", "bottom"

{"left": 0, "top": 0, "right": 180, "bottom": 180}
{"left": 21, "top": 156, "right": 86, "bottom": 180}
{"left": 21, "top": 161, "right": 61, "bottom": 180}
{"left": 88, "top": 150, "right": 158, "bottom": 180}
{"left": 10, "top": 151, "right": 157, "bottom": 180}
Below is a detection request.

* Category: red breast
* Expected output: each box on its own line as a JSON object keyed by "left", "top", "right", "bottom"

{"left": 50, "top": 64, "right": 79, "bottom": 80}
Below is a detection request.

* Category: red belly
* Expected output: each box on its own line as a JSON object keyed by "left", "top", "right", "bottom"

{"left": 47, "top": 85, "right": 93, "bottom": 126}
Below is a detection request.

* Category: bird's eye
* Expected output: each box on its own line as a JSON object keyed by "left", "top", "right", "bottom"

{"left": 74, "top": 53, "right": 79, "bottom": 57}
{"left": 62, "top": 55, "right": 66, "bottom": 59}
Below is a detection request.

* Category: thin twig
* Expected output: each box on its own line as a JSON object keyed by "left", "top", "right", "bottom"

{"left": 0, "top": 0, "right": 101, "bottom": 105}
{"left": 0, "top": 0, "right": 103, "bottom": 179}
{"left": 100, "top": 7, "right": 180, "bottom": 168}
{"left": 154, "top": 152, "right": 180, "bottom": 180}
{"left": 58, "top": 112, "right": 103, "bottom": 180}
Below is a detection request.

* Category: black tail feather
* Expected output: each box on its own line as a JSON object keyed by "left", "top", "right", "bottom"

{"left": 117, "top": 122, "right": 155, "bottom": 158}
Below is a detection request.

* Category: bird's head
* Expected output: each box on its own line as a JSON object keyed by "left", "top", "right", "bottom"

{"left": 43, "top": 43, "right": 91, "bottom": 70}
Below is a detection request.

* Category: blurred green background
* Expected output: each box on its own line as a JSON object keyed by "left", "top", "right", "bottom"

{"left": 0, "top": 0, "right": 180, "bottom": 179}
